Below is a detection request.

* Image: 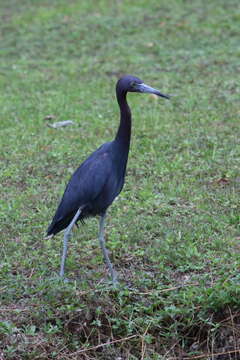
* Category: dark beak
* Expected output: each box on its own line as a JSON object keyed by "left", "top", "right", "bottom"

{"left": 137, "top": 83, "right": 170, "bottom": 99}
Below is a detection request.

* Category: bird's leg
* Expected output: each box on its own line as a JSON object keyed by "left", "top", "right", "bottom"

{"left": 60, "top": 208, "right": 82, "bottom": 277}
{"left": 98, "top": 213, "right": 118, "bottom": 285}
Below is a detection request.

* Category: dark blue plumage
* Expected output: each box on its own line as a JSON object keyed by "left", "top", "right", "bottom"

{"left": 47, "top": 75, "right": 169, "bottom": 283}
{"left": 47, "top": 141, "right": 127, "bottom": 235}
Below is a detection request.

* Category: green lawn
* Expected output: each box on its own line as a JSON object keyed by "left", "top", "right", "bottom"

{"left": 0, "top": 0, "right": 240, "bottom": 358}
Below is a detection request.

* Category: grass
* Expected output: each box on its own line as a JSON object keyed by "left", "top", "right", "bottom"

{"left": 0, "top": 0, "right": 240, "bottom": 358}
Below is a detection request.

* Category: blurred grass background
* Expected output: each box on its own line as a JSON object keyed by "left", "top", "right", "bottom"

{"left": 0, "top": 0, "right": 240, "bottom": 358}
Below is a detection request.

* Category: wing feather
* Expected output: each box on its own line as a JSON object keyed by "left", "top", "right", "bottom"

{"left": 47, "top": 143, "right": 112, "bottom": 235}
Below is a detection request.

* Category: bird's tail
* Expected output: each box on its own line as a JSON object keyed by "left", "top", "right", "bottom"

{"left": 47, "top": 209, "right": 83, "bottom": 236}
{"left": 44, "top": 233, "right": 54, "bottom": 240}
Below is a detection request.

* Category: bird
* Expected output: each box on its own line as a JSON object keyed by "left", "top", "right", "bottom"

{"left": 47, "top": 75, "right": 169, "bottom": 285}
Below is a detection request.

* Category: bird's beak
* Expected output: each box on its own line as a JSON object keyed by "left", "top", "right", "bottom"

{"left": 136, "top": 83, "right": 170, "bottom": 99}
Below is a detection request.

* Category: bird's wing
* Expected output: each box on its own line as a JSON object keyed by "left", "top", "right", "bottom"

{"left": 64, "top": 149, "right": 112, "bottom": 208}
{"left": 47, "top": 145, "right": 113, "bottom": 234}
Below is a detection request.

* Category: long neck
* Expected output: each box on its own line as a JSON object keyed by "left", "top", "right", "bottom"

{"left": 115, "top": 90, "right": 131, "bottom": 146}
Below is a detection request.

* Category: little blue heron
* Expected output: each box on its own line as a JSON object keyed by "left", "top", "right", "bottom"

{"left": 47, "top": 75, "right": 169, "bottom": 285}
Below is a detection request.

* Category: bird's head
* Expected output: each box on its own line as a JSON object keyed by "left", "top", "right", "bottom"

{"left": 116, "top": 75, "right": 170, "bottom": 99}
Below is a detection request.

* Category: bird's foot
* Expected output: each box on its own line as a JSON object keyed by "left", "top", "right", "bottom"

{"left": 59, "top": 269, "right": 68, "bottom": 282}
{"left": 111, "top": 270, "right": 119, "bottom": 288}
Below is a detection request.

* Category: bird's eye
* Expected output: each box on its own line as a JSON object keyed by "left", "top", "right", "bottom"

{"left": 130, "top": 81, "right": 136, "bottom": 87}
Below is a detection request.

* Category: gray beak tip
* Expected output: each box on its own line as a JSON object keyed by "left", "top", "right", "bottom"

{"left": 138, "top": 83, "right": 170, "bottom": 100}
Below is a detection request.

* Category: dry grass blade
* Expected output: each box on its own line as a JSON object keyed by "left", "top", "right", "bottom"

{"left": 168, "top": 348, "right": 240, "bottom": 360}
{"left": 67, "top": 334, "right": 140, "bottom": 357}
